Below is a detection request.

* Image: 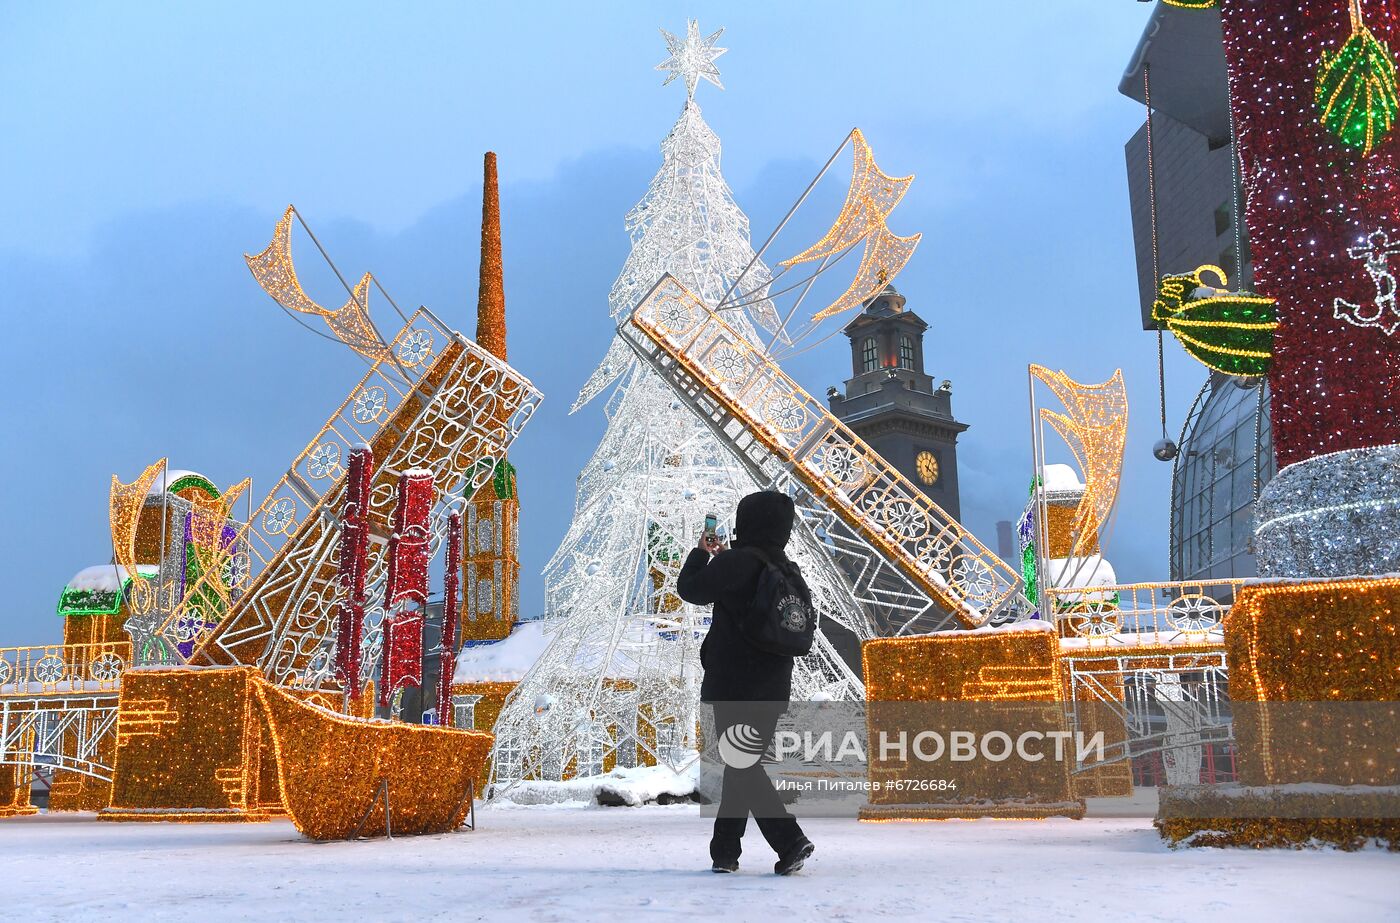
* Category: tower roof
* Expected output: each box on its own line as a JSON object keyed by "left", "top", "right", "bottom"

{"left": 843, "top": 283, "right": 923, "bottom": 334}
{"left": 476, "top": 152, "right": 507, "bottom": 361}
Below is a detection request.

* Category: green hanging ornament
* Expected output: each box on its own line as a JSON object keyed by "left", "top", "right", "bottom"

{"left": 1316, "top": 0, "right": 1400, "bottom": 157}
{"left": 491, "top": 458, "right": 517, "bottom": 500}
{"left": 1151, "top": 265, "right": 1278, "bottom": 378}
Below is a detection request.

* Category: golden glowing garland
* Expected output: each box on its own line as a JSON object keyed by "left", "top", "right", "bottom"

{"left": 781, "top": 128, "right": 913, "bottom": 268}
{"left": 108, "top": 458, "right": 167, "bottom": 615}
{"left": 863, "top": 631, "right": 1062, "bottom": 703}
{"left": 1227, "top": 577, "right": 1400, "bottom": 785}
{"left": 98, "top": 667, "right": 492, "bottom": 837}
{"left": 102, "top": 667, "right": 268, "bottom": 823}
{"left": 1030, "top": 366, "right": 1127, "bottom": 562}
{"left": 186, "top": 477, "right": 251, "bottom": 614}
{"left": 860, "top": 631, "right": 1082, "bottom": 821}
{"left": 256, "top": 679, "right": 493, "bottom": 840}
{"left": 809, "top": 221, "right": 922, "bottom": 322}
{"left": 244, "top": 207, "right": 388, "bottom": 360}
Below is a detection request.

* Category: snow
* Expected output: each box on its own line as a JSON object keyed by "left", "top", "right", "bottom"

{"left": 453, "top": 620, "right": 551, "bottom": 683}
{"left": 1044, "top": 555, "right": 1117, "bottom": 594}
{"left": 928, "top": 621, "right": 1055, "bottom": 638}
{"left": 0, "top": 680, "right": 115, "bottom": 695}
{"left": 0, "top": 805, "right": 1395, "bottom": 921}
{"left": 494, "top": 760, "right": 700, "bottom": 807}
{"left": 145, "top": 469, "right": 207, "bottom": 495}
{"left": 64, "top": 564, "right": 159, "bottom": 592}
{"left": 1038, "top": 463, "right": 1085, "bottom": 493}
{"left": 1058, "top": 630, "right": 1223, "bottom": 650}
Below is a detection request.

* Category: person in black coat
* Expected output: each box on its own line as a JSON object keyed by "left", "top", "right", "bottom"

{"left": 677, "top": 490, "right": 815, "bottom": 876}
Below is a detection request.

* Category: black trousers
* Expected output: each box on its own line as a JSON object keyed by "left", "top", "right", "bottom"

{"left": 710, "top": 701, "right": 805, "bottom": 863}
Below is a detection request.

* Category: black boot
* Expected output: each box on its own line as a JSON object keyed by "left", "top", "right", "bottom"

{"left": 711, "top": 858, "right": 739, "bottom": 873}
{"left": 773, "top": 837, "right": 814, "bottom": 876}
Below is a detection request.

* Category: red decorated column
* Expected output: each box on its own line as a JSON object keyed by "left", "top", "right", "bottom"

{"left": 1220, "top": 0, "right": 1400, "bottom": 466}
{"left": 380, "top": 468, "right": 434, "bottom": 715}
{"left": 437, "top": 510, "right": 462, "bottom": 724}
{"left": 334, "top": 445, "right": 373, "bottom": 699}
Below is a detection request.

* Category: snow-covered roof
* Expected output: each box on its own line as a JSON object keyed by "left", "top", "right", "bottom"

{"left": 1043, "top": 555, "right": 1117, "bottom": 596}
{"left": 65, "top": 564, "right": 159, "bottom": 592}
{"left": 146, "top": 469, "right": 218, "bottom": 497}
{"left": 1038, "top": 464, "right": 1085, "bottom": 494}
{"left": 453, "top": 620, "right": 550, "bottom": 683}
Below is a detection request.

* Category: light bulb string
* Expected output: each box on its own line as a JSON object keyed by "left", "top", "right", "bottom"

{"left": 1144, "top": 63, "right": 1169, "bottom": 443}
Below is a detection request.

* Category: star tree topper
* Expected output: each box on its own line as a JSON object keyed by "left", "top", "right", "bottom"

{"left": 656, "top": 20, "right": 726, "bottom": 99}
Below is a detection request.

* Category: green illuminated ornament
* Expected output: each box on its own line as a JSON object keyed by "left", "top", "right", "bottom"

{"left": 492, "top": 458, "right": 517, "bottom": 500}
{"left": 1152, "top": 264, "right": 1278, "bottom": 377}
{"left": 1161, "top": 0, "right": 1216, "bottom": 8}
{"left": 1316, "top": 0, "right": 1400, "bottom": 157}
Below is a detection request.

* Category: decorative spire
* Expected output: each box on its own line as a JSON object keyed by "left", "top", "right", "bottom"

{"left": 656, "top": 20, "right": 726, "bottom": 100}
{"left": 476, "top": 152, "right": 507, "bottom": 361}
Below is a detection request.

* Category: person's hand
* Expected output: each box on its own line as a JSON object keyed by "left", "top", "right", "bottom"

{"left": 698, "top": 533, "right": 728, "bottom": 555}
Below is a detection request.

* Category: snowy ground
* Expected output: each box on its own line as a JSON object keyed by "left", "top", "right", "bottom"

{"left": 1, "top": 804, "right": 1396, "bottom": 922}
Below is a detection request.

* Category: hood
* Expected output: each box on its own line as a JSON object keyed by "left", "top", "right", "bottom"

{"left": 733, "top": 490, "right": 796, "bottom": 550}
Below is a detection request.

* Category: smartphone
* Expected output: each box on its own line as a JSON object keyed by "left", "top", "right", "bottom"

{"left": 703, "top": 513, "right": 718, "bottom": 540}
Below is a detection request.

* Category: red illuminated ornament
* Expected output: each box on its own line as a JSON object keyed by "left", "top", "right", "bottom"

{"left": 380, "top": 468, "right": 434, "bottom": 713}
{"left": 437, "top": 510, "right": 462, "bottom": 724}
{"left": 1220, "top": 0, "right": 1400, "bottom": 466}
{"left": 333, "top": 445, "right": 373, "bottom": 698}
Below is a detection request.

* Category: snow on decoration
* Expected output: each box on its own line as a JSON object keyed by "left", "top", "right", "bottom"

{"left": 57, "top": 565, "right": 159, "bottom": 617}
{"left": 861, "top": 630, "right": 1083, "bottom": 821}
{"left": 452, "top": 620, "right": 551, "bottom": 684}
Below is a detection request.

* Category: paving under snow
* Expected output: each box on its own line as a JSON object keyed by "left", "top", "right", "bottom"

{"left": 0, "top": 805, "right": 1394, "bottom": 921}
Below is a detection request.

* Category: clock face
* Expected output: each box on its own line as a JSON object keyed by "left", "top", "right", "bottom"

{"left": 915, "top": 450, "right": 939, "bottom": 485}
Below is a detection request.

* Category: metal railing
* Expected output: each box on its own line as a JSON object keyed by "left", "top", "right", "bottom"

{"left": 624, "top": 275, "right": 1025, "bottom": 627}
{"left": 1045, "top": 578, "right": 1245, "bottom": 647}
{"left": 0, "top": 643, "right": 131, "bottom": 697}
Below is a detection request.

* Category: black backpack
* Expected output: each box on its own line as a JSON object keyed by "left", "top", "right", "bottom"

{"left": 740, "top": 547, "right": 817, "bottom": 657}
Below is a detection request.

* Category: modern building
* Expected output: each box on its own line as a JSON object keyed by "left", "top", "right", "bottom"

{"left": 828, "top": 284, "right": 967, "bottom": 520}
{"left": 1119, "top": 2, "right": 1273, "bottom": 582}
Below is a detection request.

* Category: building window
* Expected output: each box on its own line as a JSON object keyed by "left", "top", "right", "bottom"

{"left": 1219, "top": 244, "right": 1237, "bottom": 280}
{"left": 861, "top": 337, "right": 878, "bottom": 372}
{"left": 1214, "top": 201, "right": 1232, "bottom": 237}
{"left": 898, "top": 335, "right": 915, "bottom": 370}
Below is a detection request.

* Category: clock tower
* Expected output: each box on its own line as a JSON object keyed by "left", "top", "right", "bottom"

{"left": 827, "top": 284, "right": 968, "bottom": 520}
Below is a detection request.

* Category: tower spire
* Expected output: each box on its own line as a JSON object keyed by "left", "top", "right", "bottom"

{"left": 476, "top": 151, "right": 507, "bottom": 360}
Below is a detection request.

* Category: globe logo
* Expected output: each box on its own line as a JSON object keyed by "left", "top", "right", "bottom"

{"left": 717, "top": 723, "right": 766, "bottom": 769}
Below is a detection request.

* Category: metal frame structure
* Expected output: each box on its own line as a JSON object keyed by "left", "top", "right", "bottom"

{"left": 623, "top": 276, "right": 1027, "bottom": 630}
{"left": 183, "top": 306, "right": 542, "bottom": 688}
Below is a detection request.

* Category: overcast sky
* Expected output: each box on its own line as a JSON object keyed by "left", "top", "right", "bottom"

{"left": 0, "top": 2, "right": 1205, "bottom": 646}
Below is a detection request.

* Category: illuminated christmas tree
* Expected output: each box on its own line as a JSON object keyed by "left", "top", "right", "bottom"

{"left": 487, "top": 21, "right": 859, "bottom": 786}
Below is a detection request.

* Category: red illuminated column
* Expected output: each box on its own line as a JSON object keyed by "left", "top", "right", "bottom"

{"left": 334, "top": 445, "right": 373, "bottom": 698}
{"left": 380, "top": 468, "right": 434, "bottom": 713}
{"left": 1220, "top": 1, "right": 1400, "bottom": 466}
{"left": 437, "top": 510, "right": 462, "bottom": 724}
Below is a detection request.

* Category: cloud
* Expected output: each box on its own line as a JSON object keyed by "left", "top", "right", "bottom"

{"left": 1, "top": 100, "right": 1198, "bottom": 649}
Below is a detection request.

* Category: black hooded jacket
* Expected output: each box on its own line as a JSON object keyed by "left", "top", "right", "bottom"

{"left": 677, "top": 490, "right": 799, "bottom": 703}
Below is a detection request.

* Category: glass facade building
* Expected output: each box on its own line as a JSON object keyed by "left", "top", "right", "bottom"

{"left": 1170, "top": 375, "right": 1274, "bottom": 581}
